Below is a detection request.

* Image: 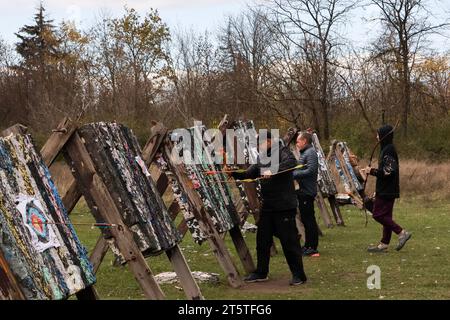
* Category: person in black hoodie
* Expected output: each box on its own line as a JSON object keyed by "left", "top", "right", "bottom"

{"left": 228, "top": 132, "right": 307, "bottom": 286}
{"left": 362, "top": 125, "right": 412, "bottom": 252}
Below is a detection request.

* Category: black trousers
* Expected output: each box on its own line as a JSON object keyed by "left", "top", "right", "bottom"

{"left": 298, "top": 194, "right": 319, "bottom": 250}
{"left": 256, "top": 209, "right": 307, "bottom": 280}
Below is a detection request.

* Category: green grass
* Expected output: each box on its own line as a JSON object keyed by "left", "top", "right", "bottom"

{"left": 71, "top": 198, "right": 450, "bottom": 300}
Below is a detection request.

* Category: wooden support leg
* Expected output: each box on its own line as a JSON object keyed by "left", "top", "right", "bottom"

{"left": 89, "top": 236, "right": 110, "bottom": 274}
{"left": 41, "top": 117, "right": 77, "bottom": 167}
{"left": 62, "top": 176, "right": 82, "bottom": 214}
{"left": 166, "top": 245, "right": 204, "bottom": 300}
{"left": 328, "top": 195, "right": 345, "bottom": 226}
{"left": 228, "top": 226, "right": 255, "bottom": 274}
{"left": 316, "top": 192, "right": 333, "bottom": 228}
{"left": 295, "top": 212, "right": 306, "bottom": 243}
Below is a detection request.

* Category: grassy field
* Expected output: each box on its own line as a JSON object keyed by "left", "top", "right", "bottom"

{"left": 71, "top": 197, "right": 450, "bottom": 300}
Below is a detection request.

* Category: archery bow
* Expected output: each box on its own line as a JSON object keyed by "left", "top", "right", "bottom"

{"left": 214, "top": 163, "right": 307, "bottom": 183}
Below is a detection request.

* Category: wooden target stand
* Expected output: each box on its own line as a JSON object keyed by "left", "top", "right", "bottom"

{"left": 0, "top": 123, "right": 97, "bottom": 300}
{"left": 140, "top": 121, "right": 256, "bottom": 288}
{"left": 327, "top": 141, "right": 365, "bottom": 210}
{"left": 18, "top": 118, "right": 203, "bottom": 300}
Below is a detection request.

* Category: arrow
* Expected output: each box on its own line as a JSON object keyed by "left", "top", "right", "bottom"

{"left": 212, "top": 163, "right": 307, "bottom": 183}
{"left": 204, "top": 168, "right": 248, "bottom": 175}
{"left": 35, "top": 221, "right": 118, "bottom": 229}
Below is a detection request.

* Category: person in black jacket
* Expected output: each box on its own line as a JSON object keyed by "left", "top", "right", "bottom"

{"left": 293, "top": 131, "right": 320, "bottom": 257}
{"left": 362, "top": 125, "right": 412, "bottom": 252}
{"left": 228, "top": 132, "right": 307, "bottom": 286}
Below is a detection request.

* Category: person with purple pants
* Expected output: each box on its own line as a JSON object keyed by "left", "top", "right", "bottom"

{"left": 362, "top": 125, "right": 412, "bottom": 252}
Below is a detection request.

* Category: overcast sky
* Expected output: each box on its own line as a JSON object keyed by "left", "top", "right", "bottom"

{"left": 1, "top": 0, "right": 449, "bottom": 52}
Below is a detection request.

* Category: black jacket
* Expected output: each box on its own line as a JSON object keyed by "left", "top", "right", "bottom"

{"left": 232, "top": 143, "right": 298, "bottom": 212}
{"left": 370, "top": 125, "right": 400, "bottom": 199}
{"left": 293, "top": 144, "right": 318, "bottom": 197}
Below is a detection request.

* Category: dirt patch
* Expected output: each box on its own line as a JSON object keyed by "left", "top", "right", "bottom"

{"left": 240, "top": 277, "right": 312, "bottom": 294}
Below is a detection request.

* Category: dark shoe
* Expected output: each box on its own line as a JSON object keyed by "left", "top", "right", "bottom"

{"left": 303, "top": 248, "right": 319, "bottom": 257}
{"left": 290, "top": 276, "right": 307, "bottom": 286}
{"left": 367, "top": 244, "right": 388, "bottom": 253}
{"left": 396, "top": 231, "right": 412, "bottom": 251}
{"left": 244, "top": 273, "right": 269, "bottom": 283}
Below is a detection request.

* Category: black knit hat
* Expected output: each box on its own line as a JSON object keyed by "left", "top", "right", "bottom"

{"left": 377, "top": 124, "right": 394, "bottom": 146}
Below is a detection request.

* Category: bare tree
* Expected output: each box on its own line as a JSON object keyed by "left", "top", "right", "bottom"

{"left": 267, "top": 0, "right": 357, "bottom": 138}
{"left": 371, "top": 0, "right": 450, "bottom": 137}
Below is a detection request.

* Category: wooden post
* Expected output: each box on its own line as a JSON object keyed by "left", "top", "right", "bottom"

{"left": 328, "top": 195, "right": 345, "bottom": 226}
{"left": 41, "top": 117, "right": 78, "bottom": 167}
{"left": 316, "top": 192, "right": 333, "bottom": 228}
{"left": 89, "top": 236, "right": 110, "bottom": 275}
{"left": 166, "top": 245, "right": 204, "bottom": 300}
{"left": 228, "top": 226, "right": 255, "bottom": 274}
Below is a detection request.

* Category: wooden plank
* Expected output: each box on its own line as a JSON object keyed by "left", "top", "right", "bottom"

{"left": 41, "top": 117, "right": 77, "bottom": 167}
{"left": 334, "top": 146, "right": 364, "bottom": 209}
{"left": 142, "top": 123, "right": 168, "bottom": 166}
{"left": 1, "top": 124, "right": 27, "bottom": 137}
{"left": 166, "top": 245, "right": 204, "bottom": 300}
{"left": 228, "top": 226, "right": 256, "bottom": 274}
{"left": 168, "top": 200, "right": 181, "bottom": 220}
{"left": 162, "top": 140, "right": 243, "bottom": 288}
{"left": 62, "top": 177, "right": 82, "bottom": 214}
{"left": 0, "top": 248, "right": 25, "bottom": 300}
{"left": 328, "top": 195, "right": 345, "bottom": 226}
{"left": 89, "top": 236, "right": 110, "bottom": 275}
{"left": 64, "top": 132, "right": 166, "bottom": 300}
{"left": 177, "top": 219, "right": 189, "bottom": 237}
{"left": 316, "top": 191, "right": 333, "bottom": 228}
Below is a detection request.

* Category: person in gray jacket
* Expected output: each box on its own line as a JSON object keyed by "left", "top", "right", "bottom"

{"left": 293, "top": 131, "right": 320, "bottom": 256}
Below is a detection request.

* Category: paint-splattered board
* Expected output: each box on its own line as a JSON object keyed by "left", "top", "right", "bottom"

{"left": 77, "top": 122, "right": 181, "bottom": 257}
{"left": 230, "top": 120, "right": 262, "bottom": 220}
{"left": 311, "top": 133, "right": 338, "bottom": 197}
{"left": 168, "top": 125, "right": 239, "bottom": 237}
{"left": 0, "top": 133, "right": 96, "bottom": 300}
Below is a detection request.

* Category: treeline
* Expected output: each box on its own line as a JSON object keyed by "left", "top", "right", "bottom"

{"left": 0, "top": 1, "right": 449, "bottom": 159}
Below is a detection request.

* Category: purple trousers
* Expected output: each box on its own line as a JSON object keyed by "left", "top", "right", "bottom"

{"left": 372, "top": 197, "right": 403, "bottom": 245}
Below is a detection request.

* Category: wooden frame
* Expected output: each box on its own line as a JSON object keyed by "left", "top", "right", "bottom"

{"left": 2, "top": 118, "right": 203, "bottom": 300}
{"left": 0, "top": 123, "right": 98, "bottom": 300}
{"left": 328, "top": 141, "right": 365, "bottom": 210}
{"left": 141, "top": 121, "right": 253, "bottom": 288}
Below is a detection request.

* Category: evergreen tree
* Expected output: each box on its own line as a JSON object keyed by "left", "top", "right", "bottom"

{"left": 15, "top": 3, "right": 60, "bottom": 74}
